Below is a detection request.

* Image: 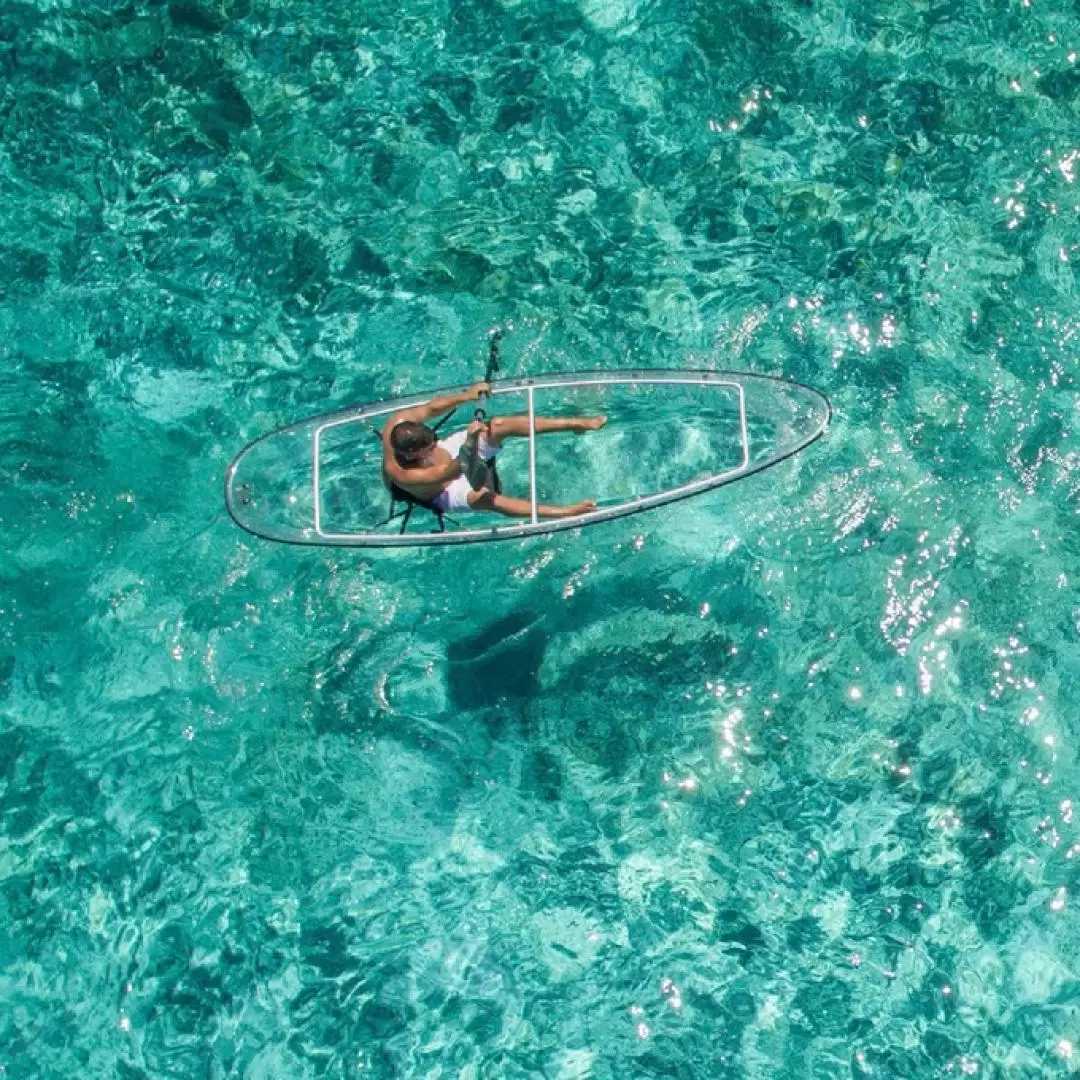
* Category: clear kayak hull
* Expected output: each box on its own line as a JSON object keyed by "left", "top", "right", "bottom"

{"left": 224, "top": 369, "right": 831, "bottom": 548}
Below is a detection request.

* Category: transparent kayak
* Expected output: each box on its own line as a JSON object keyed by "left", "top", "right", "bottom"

{"left": 224, "top": 369, "right": 831, "bottom": 548}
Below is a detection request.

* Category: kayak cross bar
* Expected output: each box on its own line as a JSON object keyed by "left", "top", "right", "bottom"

{"left": 527, "top": 384, "right": 538, "bottom": 524}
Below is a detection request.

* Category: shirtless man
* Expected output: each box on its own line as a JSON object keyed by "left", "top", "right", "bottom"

{"left": 381, "top": 382, "right": 605, "bottom": 518}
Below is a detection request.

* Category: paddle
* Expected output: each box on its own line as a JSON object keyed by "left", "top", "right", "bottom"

{"left": 459, "top": 330, "right": 502, "bottom": 489}
{"left": 474, "top": 328, "right": 501, "bottom": 420}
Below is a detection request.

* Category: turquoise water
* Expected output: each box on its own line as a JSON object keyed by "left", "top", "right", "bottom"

{"left": 4, "top": 0, "right": 1080, "bottom": 1074}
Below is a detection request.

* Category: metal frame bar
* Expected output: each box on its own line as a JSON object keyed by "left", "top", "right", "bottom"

{"left": 313, "top": 376, "right": 747, "bottom": 542}
{"left": 527, "top": 385, "right": 538, "bottom": 524}
{"left": 225, "top": 369, "right": 831, "bottom": 549}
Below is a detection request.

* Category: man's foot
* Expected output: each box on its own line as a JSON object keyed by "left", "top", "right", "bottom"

{"left": 575, "top": 416, "right": 607, "bottom": 433}
{"left": 559, "top": 499, "right": 598, "bottom": 517}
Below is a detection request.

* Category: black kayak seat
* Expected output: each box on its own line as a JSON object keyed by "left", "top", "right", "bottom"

{"left": 382, "top": 460, "right": 502, "bottom": 535}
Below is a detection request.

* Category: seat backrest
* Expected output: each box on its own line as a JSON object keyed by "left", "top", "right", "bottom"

{"left": 388, "top": 480, "right": 435, "bottom": 510}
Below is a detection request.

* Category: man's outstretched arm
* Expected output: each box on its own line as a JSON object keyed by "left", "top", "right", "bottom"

{"left": 383, "top": 381, "right": 489, "bottom": 432}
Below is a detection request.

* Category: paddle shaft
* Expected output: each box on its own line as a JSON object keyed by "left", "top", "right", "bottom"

{"left": 458, "top": 330, "right": 503, "bottom": 490}
{"left": 473, "top": 330, "right": 502, "bottom": 421}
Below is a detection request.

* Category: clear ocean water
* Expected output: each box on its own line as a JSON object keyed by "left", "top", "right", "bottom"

{"left": 3, "top": 0, "right": 1080, "bottom": 1075}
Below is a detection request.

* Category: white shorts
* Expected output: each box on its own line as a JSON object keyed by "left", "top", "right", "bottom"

{"left": 430, "top": 429, "right": 500, "bottom": 513}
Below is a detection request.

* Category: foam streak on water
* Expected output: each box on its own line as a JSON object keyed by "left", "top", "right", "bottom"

{"left": 3, "top": 0, "right": 1080, "bottom": 1076}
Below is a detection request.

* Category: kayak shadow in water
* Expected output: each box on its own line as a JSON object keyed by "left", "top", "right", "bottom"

{"left": 445, "top": 609, "right": 548, "bottom": 712}
{"left": 443, "top": 587, "right": 747, "bottom": 785}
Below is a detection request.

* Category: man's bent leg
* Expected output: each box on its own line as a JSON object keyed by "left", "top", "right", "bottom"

{"left": 487, "top": 414, "right": 606, "bottom": 446}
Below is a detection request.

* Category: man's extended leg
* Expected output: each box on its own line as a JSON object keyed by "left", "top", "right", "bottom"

{"left": 468, "top": 487, "right": 596, "bottom": 519}
{"left": 487, "top": 414, "right": 606, "bottom": 445}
